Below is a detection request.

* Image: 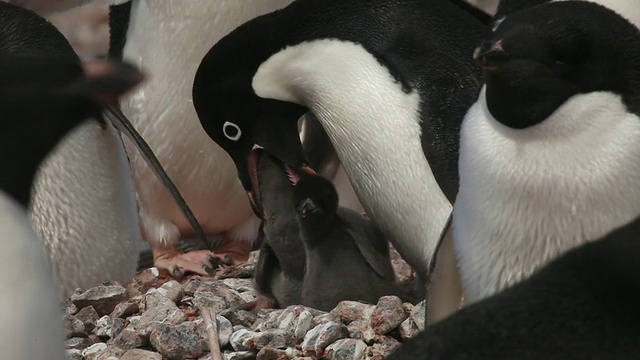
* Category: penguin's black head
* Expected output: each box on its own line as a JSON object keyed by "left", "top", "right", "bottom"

{"left": 291, "top": 171, "right": 339, "bottom": 222}
{"left": 475, "top": 1, "right": 640, "bottom": 129}
{"left": 192, "top": 12, "right": 316, "bottom": 219}
{"left": 0, "top": 53, "right": 144, "bottom": 206}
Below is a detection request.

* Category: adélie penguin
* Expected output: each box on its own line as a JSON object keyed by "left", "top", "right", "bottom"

{"left": 106, "top": 0, "right": 331, "bottom": 277}
{"left": 0, "top": 0, "right": 143, "bottom": 299}
{"left": 0, "top": 53, "right": 143, "bottom": 360}
{"left": 387, "top": 212, "right": 640, "bottom": 360}
{"left": 192, "top": 0, "right": 489, "bottom": 292}
{"left": 454, "top": 0, "right": 640, "bottom": 304}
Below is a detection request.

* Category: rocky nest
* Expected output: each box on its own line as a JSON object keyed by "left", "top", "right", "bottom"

{"left": 61, "top": 249, "right": 422, "bottom": 360}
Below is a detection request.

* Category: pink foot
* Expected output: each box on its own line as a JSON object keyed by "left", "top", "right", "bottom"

{"left": 211, "top": 239, "right": 251, "bottom": 266}
{"left": 152, "top": 246, "right": 218, "bottom": 280}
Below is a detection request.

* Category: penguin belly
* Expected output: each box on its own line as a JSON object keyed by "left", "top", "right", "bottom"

{"left": 30, "top": 121, "right": 141, "bottom": 299}
{"left": 454, "top": 90, "right": 640, "bottom": 303}
{"left": 119, "top": 0, "right": 296, "bottom": 267}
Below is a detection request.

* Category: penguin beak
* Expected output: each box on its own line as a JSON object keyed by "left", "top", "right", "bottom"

{"left": 297, "top": 198, "right": 319, "bottom": 218}
{"left": 474, "top": 40, "right": 509, "bottom": 70}
{"left": 245, "top": 143, "right": 316, "bottom": 220}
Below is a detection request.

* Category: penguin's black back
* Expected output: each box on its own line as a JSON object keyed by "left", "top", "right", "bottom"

{"left": 0, "top": 3, "right": 76, "bottom": 59}
{"left": 108, "top": 2, "right": 132, "bottom": 59}
{"left": 388, "top": 217, "right": 640, "bottom": 360}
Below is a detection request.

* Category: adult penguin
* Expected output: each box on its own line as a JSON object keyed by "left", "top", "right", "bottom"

{"left": 192, "top": 0, "right": 489, "bottom": 309}
{"left": 453, "top": 0, "right": 640, "bottom": 304}
{"left": 0, "top": 1, "right": 144, "bottom": 299}
{"left": 0, "top": 51, "right": 143, "bottom": 360}
{"left": 106, "top": 0, "right": 345, "bottom": 277}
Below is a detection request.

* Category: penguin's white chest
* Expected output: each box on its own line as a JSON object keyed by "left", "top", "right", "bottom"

{"left": 454, "top": 88, "right": 640, "bottom": 303}
{"left": 120, "top": 0, "right": 295, "bottom": 240}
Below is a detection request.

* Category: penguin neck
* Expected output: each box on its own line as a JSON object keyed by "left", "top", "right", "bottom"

{"left": 253, "top": 39, "right": 452, "bottom": 277}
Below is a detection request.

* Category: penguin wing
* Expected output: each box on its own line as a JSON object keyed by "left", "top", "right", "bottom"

{"left": 416, "top": 50, "right": 483, "bottom": 203}
{"left": 347, "top": 226, "right": 395, "bottom": 280}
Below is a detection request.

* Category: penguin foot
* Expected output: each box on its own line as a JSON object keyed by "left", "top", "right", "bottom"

{"left": 211, "top": 239, "right": 251, "bottom": 266}
{"left": 152, "top": 246, "right": 219, "bottom": 280}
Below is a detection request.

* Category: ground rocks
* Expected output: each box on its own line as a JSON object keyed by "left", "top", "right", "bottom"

{"left": 60, "top": 247, "right": 420, "bottom": 359}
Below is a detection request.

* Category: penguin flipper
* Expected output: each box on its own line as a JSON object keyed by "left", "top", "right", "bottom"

{"left": 345, "top": 225, "right": 395, "bottom": 281}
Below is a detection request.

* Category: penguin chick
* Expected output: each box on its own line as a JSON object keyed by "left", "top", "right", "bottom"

{"left": 292, "top": 172, "right": 413, "bottom": 312}
{"left": 387, "top": 213, "right": 640, "bottom": 360}
{"left": 252, "top": 152, "right": 306, "bottom": 307}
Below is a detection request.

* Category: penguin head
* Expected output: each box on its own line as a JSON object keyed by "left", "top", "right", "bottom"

{"left": 192, "top": 14, "right": 316, "bottom": 219}
{"left": 291, "top": 171, "right": 339, "bottom": 223}
{"left": 475, "top": 1, "right": 640, "bottom": 129}
{"left": 0, "top": 53, "right": 144, "bottom": 205}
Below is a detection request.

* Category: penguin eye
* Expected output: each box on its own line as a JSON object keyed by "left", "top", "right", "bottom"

{"left": 223, "top": 121, "right": 242, "bottom": 141}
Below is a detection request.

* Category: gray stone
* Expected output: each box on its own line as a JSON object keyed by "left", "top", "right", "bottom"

{"left": 150, "top": 321, "right": 205, "bottom": 359}
{"left": 256, "top": 347, "right": 288, "bottom": 360}
{"left": 325, "top": 339, "right": 368, "bottom": 360}
{"left": 125, "top": 267, "right": 160, "bottom": 297}
{"left": 370, "top": 337, "right": 401, "bottom": 358}
{"left": 82, "top": 343, "right": 125, "bottom": 360}
{"left": 221, "top": 309, "right": 257, "bottom": 328}
{"left": 158, "top": 280, "right": 184, "bottom": 304}
{"left": 62, "top": 298, "right": 78, "bottom": 316}
{"left": 65, "top": 336, "right": 94, "bottom": 350}
{"left": 110, "top": 325, "right": 148, "bottom": 350}
{"left": 66, "top": 348, "right": 84, "bottom": 360}
{"left": 370, "top": 296, "right": 407, "bottom": 334}
{"left": 63, "top": 314, "right": 87, "bottom": 339}
{"left": 181, "top": 277, "right": 203, "bottom": 296}
{"left": 409, "top": 300, "right": 426, "bottom": 331}
{"left": 110, "top": 301, "right": 140, "bottom": 319}
{"left": 94, "top": 315, "right": 125, "bottom": 340}
{"left": 76, "top": 305, "right": 100, "bottom": 333}
{"left": 221, "top": 278, "right": 255, "bottom": 292}
{"left": 346, "top": 319, "right": 376, "bottom": 344}
{"left": 230, "top": 329, "right": 255, "bottom": 351}
{"left": 398, "top": 317, "right": 420, "bottom": 340}
{"left": 313, "top": 313, "right": 342, "bottom": 326}
{"left": 120, "top": 349, "right": 163, "bottom": 360}
{"left": 136, "top": 296, "right": 187, "bottom": 337}
{"left": 330, "top": 301, "right": 375, "bottom": 324}
{"left": 252, "top": 329, "right": 296, "bottom": 350}
{"left": 194, "top": 281, "right": 246, "bottom": 313}
{"left": 301, "top": 322, "right": 348, "bottom": 357}
{"left": 72, "top": 282, "right": 129, "bottom": 316}
{"left": 221, "top": 351, "right": 257, "bottom": 360}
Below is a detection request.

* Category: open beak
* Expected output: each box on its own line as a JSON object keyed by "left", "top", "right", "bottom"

{"left": 245, "top": 144, "right": 316, "bottom": 219}
{"left": 473, "top": 40, "right": 508, "bottom": 70}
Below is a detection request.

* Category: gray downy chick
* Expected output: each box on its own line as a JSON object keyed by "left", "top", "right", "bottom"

{"left": 292, "top": 171, "right": 413, "bottom": 311}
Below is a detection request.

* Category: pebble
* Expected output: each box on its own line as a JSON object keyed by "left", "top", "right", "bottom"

{"left": 56, "top": 254, "right": 417, "bottom": 360}
{"left": 150, "top": 321, "right": 205, "bottom": 359}
{"left": 76, "top": 305, "right": 100, "bottom": 333}
{"left": 71, "top": 282, "right": 129, "bottom": 316}
{"left": 409, "top": 300, "right": 426, "bottom": 331}
{"left": 301, "top": 322, "right": 348, "bottom": 357}
{"left": 325, "top": 338, "right": 368, "bottom": 360}
{"left": 370, "top": 296, "right": 408, "bottom": 334}
{"left": 120, "top": 349, "right": 163, "bottom": 360}
{"left": 63, "top": 314, "right": 87, "bottom": 338}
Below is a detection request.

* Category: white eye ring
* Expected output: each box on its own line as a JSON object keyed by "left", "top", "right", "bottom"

{"left": 223, "top": 121, "right": 242, "bottom": 141}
